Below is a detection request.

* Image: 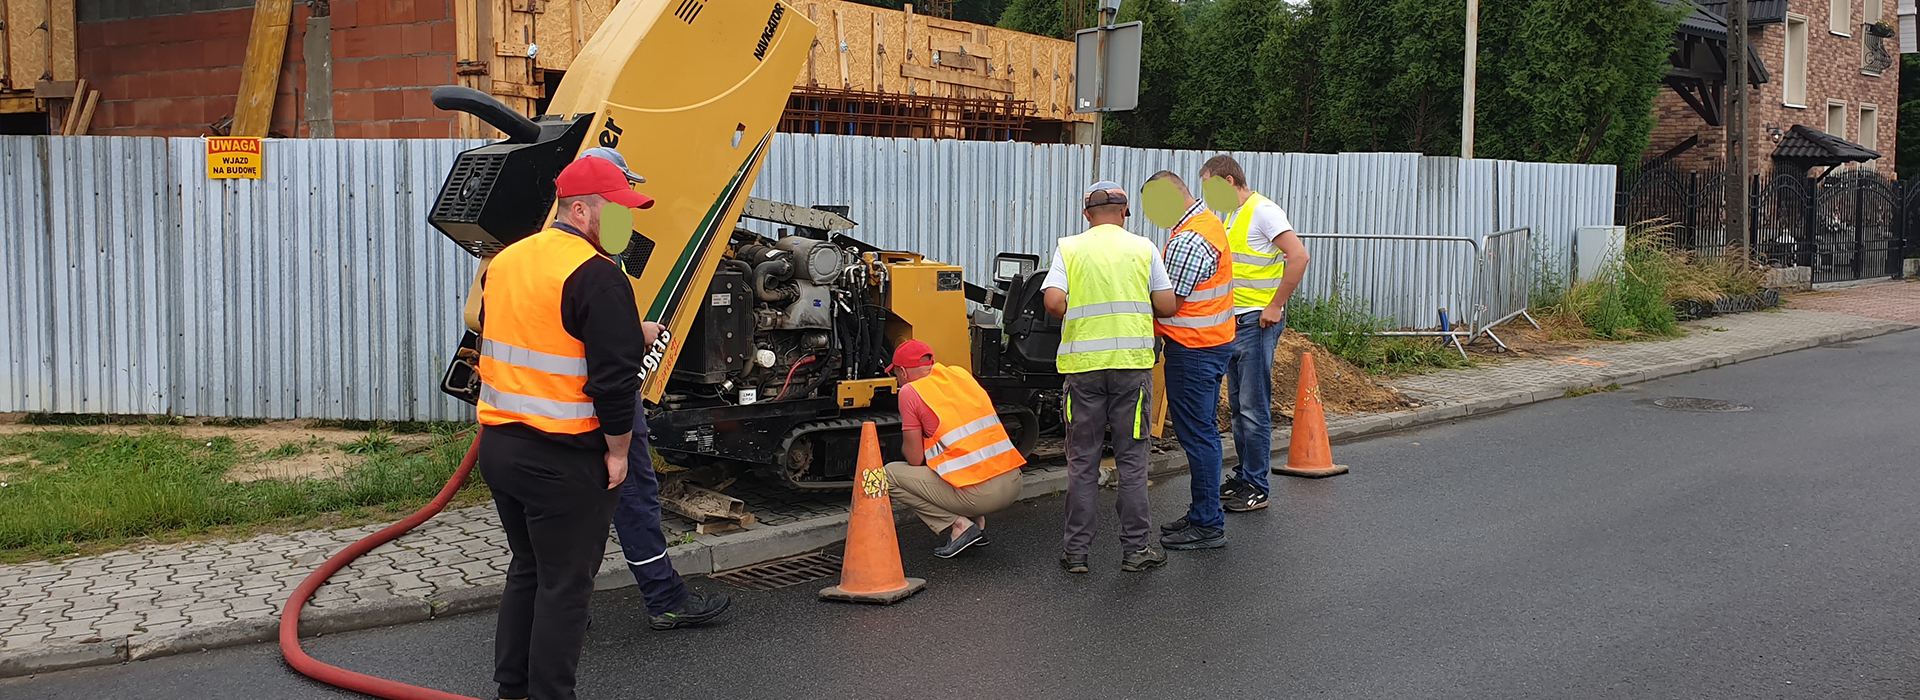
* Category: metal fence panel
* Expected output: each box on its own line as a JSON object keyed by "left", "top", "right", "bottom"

{"left": 2, "top": 134, "right": 1613, "bottom": 420}
{"left": 0, "top": 138, "right": 56, "bottom": 413}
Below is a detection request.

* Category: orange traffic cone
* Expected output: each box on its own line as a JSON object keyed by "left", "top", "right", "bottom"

{"left": 1272, "top": 352, "right": 1350, "bottom": 479}
{"left": 819, "top": 422, "right": 927, "bottom": 604}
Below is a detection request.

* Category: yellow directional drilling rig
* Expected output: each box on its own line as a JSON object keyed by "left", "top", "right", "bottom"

{"left": 424, "top": 0, "right": 1065, "bottom": 491}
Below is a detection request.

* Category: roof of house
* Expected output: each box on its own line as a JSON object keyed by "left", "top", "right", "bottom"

{"left": 1659, "top": 0, "right": 1771, "bottom": 84}
{"left": 1771, "top": 124, "right": 1883, "bottom": 165}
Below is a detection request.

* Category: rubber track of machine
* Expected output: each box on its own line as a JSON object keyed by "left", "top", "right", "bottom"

{"left": 280, "top": 430, "right": 485, "bottom": 700}
{"left": 778, "top": 412, "right": 901, "bottom": 489}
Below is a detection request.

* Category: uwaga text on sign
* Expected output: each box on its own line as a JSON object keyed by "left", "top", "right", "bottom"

{"left": 206, "top": 137, "right": 263, "bottom": 179}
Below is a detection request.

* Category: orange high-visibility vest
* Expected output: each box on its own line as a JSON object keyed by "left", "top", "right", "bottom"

{"left": 1155, "top": 207, "right": 1235, "bottom": 348}
{"left": 477, "top": 227, "right": 605, "bottom": 434}
{"left": 914, "top": 364, "right": 1025, "bottom": 487}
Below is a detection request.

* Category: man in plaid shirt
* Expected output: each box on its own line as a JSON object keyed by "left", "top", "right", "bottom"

{"left": 1143, "top": 171, "right": 1236, "bottom": 551}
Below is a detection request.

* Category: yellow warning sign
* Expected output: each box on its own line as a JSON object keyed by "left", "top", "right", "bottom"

{"left": 206, "top": 137, "right": 263, "bottom": 179}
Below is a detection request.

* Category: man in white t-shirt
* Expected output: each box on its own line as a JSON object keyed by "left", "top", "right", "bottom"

{"left": 1198, "top": 155, "right": 1311, "bottom": 513}
{"left": 1042, "top": 181, "right": 1179, "bottom": 573}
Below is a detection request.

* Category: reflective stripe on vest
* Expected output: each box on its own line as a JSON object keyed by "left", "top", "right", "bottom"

{"left": 1056, "top": 225, "right": 1158, "bottom": 373}
{"left": 914, "top": 364, "right": 1025, "bottom": 487}
{"left": 1226, "top": 191, "right": 1287, "bottom": 310}
{"left": 481, "top": 339, "right": 589, "bottom": 376}
{"left": 1156, "top": 207, "right": 1235, "bottom": 348}
{"left": 477, "top": 228, "right": 605, "bottom": 434}
{"left": 1063, "top": 300, "right": 1154, "bottom": 321}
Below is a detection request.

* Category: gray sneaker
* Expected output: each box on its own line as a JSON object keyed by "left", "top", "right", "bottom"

{"left": 1059, "top": 552, "right": 1090, "bottom": 573}
{"left": 1120, "top": 547, "right": 1167, "bottom": 572}
{"left": 933, "top": 524, "right": 985, "bottom": 559}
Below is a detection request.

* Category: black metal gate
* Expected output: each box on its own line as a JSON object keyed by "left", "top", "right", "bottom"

{"left": 1619, "top": 165, "right": 1911, "bottom": 282}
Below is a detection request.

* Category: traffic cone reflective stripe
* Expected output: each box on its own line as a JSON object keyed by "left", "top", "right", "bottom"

{"left": 820, "top": 421, "right": 928, "bottom": 604}
{"left": 1273, "top": 352, "right": 1351, "bottom": 479}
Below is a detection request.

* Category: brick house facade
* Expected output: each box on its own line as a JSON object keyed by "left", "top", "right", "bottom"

{"left": 1648, "top": 0, "right": 1899, "bottom": 177}
{"left": 74, "top": 0, "right": 458, "bottom": 138}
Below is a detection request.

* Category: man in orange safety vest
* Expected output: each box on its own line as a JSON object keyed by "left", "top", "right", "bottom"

{"left": 882, "top": 339, "right": 1026, "bottom": 558}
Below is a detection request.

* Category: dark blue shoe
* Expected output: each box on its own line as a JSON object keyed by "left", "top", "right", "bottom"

{"left": 1160, "top": 525, "right": 1226, "bottom": 550}
{"left": 934, "top": 524, "right": 985, "bottom": 558}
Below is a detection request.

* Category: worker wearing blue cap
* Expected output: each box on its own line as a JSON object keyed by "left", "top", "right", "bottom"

{"left": 574, "top": 147, "right": 732, "bottom": 632}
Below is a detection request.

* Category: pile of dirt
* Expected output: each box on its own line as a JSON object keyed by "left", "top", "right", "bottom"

{"left": 1215, "top": 330, "right": 1411, "bottom": 431}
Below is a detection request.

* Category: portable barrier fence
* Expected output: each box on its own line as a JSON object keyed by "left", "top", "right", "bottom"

{"left": 1294, "top": 228, "right": 1536, "bottom": 359}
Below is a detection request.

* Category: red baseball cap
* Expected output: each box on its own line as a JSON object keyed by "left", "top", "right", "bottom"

{"left": 886, "top": 339, "right": 935, "bottom": 372}
{"left": 555, "top": 157, "right": 655, "bottom": 210}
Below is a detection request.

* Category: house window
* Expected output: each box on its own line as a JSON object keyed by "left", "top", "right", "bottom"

{"left": 1860, "top": 104, "right": 1879, "bottom": 167}
{"left": 1832, "top": 0, "right": 1852, "bottom": 34}
{"left": 1827, "top": 100, "right": 1849, "bottom": 138}
{"left": 1865, "top": 0, "right": 1881, "bottom": 24}
{"left": 1785, "top": 15, "right": 1810, "bottom": 106}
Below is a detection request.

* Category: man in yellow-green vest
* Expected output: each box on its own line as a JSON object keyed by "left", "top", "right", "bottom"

{"left": 1199, "top": 155, "right": 1312, "bottom": 514}
{"left": 1042, "top": 181, "right": 1179, "bottom": 574}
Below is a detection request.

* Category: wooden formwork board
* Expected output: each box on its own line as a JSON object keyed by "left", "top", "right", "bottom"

{"left": 3, "top": 0, "right": 77, "bottom": 95}
{"left": 520, "top": 0, "right": 1088, "bottom": 125}
{"left": 774, "top": 0, "right": 1085, "bottom": 123}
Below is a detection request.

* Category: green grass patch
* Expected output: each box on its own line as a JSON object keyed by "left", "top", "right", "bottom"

{"left": 1533, "top": 221, "right": 1682, "bottom": 341}
{"left": 1563, "top": 383, "right": 1622, "bottom": 398}
{"left": 20, "top": 413, "right": 190, "bottom": 427}
{"left": 202, "top": 417, "right": 267, "bottom": 428}
{"left": 340, "top": 431, "right": 398, "bottom": 456}
{"left": 1286, "top": 294, "right": 1473, "bottom": 375}
{"left": 0, "top": 430, "right": 485, "bottom": 562}
{"left": 308, "top": 419, "right": 470, "bottom": 435}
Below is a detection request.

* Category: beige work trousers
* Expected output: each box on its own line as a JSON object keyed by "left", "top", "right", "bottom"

{"left": 884, "top": 462, "right": 1024, "bottom": 533}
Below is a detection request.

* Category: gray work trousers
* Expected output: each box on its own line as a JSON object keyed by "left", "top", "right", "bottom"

{"left": 1061, "top": 368, "right": 1154, "bottom": 555}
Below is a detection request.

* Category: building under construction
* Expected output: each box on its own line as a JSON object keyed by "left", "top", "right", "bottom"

{"left": 1, "top": 0, "right": 1094, "bottom": 143}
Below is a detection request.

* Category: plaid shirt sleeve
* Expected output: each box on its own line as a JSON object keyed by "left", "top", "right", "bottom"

{"left": 1162, "top": 231, "right": 1219, "bottom": 297}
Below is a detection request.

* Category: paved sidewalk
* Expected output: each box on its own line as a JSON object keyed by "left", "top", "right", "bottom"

{"left": 0, "top": 298, "right": 1910, "bottom": 678}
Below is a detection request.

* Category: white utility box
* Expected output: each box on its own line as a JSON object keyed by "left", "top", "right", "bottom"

{"left": 1574, "top": 226, "right": 1626, "bottom": 283}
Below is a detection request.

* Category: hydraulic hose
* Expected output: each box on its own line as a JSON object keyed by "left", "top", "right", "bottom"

{"left": 280, "top": 429, "right": 485, "bottom": 700}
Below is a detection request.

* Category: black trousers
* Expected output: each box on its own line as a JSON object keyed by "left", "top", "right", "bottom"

{"left": 479, "top": 428, "right": 619, "bottom": 700}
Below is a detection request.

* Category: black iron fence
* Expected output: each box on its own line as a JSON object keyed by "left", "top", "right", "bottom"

{"left": 1617, "top": 165, "right": 1912, "bottom": 283}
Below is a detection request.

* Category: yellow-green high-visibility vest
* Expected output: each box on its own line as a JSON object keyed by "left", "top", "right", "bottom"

{"left": 1056, "top": 224, "right": 1156, "bottom": 373}
{"left": 1226, "top": 191, "right": 1287, "bottom": 310}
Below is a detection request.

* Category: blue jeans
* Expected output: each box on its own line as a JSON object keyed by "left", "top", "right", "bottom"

{"left": 1164, "top": 339, "right": 1231, "bottom": 530}
{"left": 1227, "top": 310, "right": 1286, "bottom": 495}
{"left": 613, "top": 405, "right": 690, "bottom": 616}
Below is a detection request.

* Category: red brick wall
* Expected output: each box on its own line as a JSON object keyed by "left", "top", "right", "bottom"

{"left": 77, "top": 0, "right": 457, "bottom": 138}
{"left": 329, "top": 0, "right": 459, "bottom": 138}
{"left": 1644, "top": 0, "right": 1901, "bottom": 177}
{"left": 78, "top": 7, "right": 306, "bottom": 137}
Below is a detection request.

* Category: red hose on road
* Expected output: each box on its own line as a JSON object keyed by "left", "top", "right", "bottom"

{"left": 280, "top": 429, "right": 485, "bottom": 700}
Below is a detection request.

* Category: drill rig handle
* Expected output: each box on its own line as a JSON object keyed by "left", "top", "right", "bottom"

{"left": 430, "top": 86, "right": 543, "bottom": 144}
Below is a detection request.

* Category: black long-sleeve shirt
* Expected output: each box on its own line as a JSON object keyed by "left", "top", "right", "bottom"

{"left": 484, "top": 222, "right": 646, "bottom": 449}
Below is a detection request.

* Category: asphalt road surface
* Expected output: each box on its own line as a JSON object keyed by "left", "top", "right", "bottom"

{"left": 7, "top": 330, "right": 1918, "bottom": 699}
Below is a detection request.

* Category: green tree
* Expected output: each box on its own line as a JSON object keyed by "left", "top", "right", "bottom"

{"left": 1899, "top": 54, "right": 1920, "bottom": 179}
{"left": 1171, "top": 0, "right": 1280, "bottom": 149}
{"left": 998, "top": 0, "right": 1066, "bottom": 38}
{"left": 1316, "top": 0, "right": 1402, "bottom": 151}
{"left": 1254, "top": 1, "right": 1329, "bottom": 152}
{"left": 1477, "top": 0, "right": 1684, "bottom": 165}
{"left": 1385, "top": 0, "right": 1464, "bottom": 155}
{"left": 1103, "top": 0, "right": 1188, "bottom": 147}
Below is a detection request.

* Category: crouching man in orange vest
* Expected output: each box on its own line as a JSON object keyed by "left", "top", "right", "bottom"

{"left": 883, "top": 339, "right": 1026, "bottom": 558}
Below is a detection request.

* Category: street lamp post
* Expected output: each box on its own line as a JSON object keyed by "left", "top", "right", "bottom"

{"left": 1462, "top": 0, "right": 1479, "bottom": 159}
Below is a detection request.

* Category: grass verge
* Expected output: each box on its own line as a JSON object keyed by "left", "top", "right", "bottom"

{"left": 1286, "top": 294, "right": 1474, "bottom": 375}
{"left": 0, "top": 428, "right": 486, "bottom": 563}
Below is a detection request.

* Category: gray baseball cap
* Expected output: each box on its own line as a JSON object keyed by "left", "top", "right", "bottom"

{"left": 579, "top": 146, "right": 645, "bottom": 184}
{"left": 1084, "top": 180, "right": 1128, "bottom": 209}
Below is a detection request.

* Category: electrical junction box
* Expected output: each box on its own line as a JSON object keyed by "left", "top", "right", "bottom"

{"left": 1575, "top": 226, "right": 1626, "bottom": 283}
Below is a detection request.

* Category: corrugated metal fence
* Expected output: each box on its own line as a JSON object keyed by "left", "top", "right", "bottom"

{"left": 0, "top": 134, "right": 1614, "bottom": 420}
